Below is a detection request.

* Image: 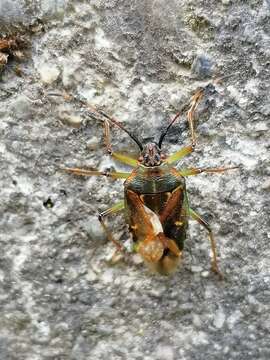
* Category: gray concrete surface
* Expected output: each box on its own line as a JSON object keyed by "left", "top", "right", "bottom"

{"left": 0, "top": 1, "right": 269, "bottom": 359}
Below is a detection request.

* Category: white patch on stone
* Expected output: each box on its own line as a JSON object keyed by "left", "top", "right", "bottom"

{"left": 132, "top": 253, "right": 143, "bottom": 264}
{"left": 192, "top": 314, "right": 202, "bottom": 327}
{"left": 34, "top": 320, "right": 51, "bottom": 340}
{"left": 156, "top": 345, "right": 174, "bottom": 360}
{"left": 11, "top": 235, "right": 51, "bottom": 336}
{"left": 17, "top": 176, "right": 34, "bottom": 195}
{"left": 57, "top": 104, "right": 83, "bottom": 127}
{"left": 40, "top": 0, "right": 67, "bottom": 14}
{"left": 86, "top": 269, "right": 98, "bottom": 282}
{"left": 213, "top": 308, "right": 226, "bottom": 329}
{"left": 38, "top": 63, "right": 60, "bottom": 84}
{"left": 100, "top": 269, "right": 114, "bottom": 284}
{"left": 245, "top": 79, "right": 258, "bottom": 96}
{"left": 61, "top": 53, "right": 82, "bottom": 87}
{"left": 192, "top": 331, "right": 209, "bottom": 345}
{"left": 13, "top": 235, "right": 32, "bottom": 274}
{"left": 191, "top": 265, "right": 203, "bottom": 273}
{"left": 227, "top": 85, "right": 248, "bottom": 108}
{"left": 227, "top": 310, "right": 243, "bottom": 330}
{"left": 95, "top": 28, "right": 111, "bottom": 50}
{"left": 0, "top": 269, "right": 5, "bottom": 283}
{"left": 0, "top": 143, "right": 6, "bottom": 154}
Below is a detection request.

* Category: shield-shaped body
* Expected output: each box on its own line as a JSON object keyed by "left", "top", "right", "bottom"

{"left": 124, "top": 163, "right": 188, "bottom": 274}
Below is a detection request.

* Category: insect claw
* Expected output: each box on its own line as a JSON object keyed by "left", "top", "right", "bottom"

{"left": 98, "top": 213, "right": 103, "bottom": 222}
{"left": 233, "top": 165, "right": 241, "bottom": 171}
{"left": 106, "top": 147, "right": 113, "bottom": 155}
{"left": 211, "top": 262, "right": 224, "bottom": 280}
{"left": 59, "top": 166, "right": 69, "bottom": 172}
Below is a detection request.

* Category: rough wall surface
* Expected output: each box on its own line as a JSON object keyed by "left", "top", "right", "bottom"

{"left": 0, "top": 1, "right": 269, "bottom": 359}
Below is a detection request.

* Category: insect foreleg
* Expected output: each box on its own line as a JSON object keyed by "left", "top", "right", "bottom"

{"left": 187, "top": 88, "right": 204, "bottom": 147}
{"left": 103, "top": 119, "right": 138, "bottom": 167}
{"left": 165, "top": 145, "right": 194, "bottom": 164}
{"left": 189, "top": 208, "right": 223, "bottom": 279}
{"left": 111, "top": 152, "right": 138, "bottom": 167}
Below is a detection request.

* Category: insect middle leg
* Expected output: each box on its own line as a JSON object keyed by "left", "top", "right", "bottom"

{"left": 187, "top": 88, "right": 204, "bottom": 147}
{"left": 63, "top": 164, "right": 127, "bottom": 251}
{"left": 62, "top": 167, "right": 131, "bottom": 179}
{"left": 189, "top": 208, "right": 223, "bottom": 279}
{"left": 98, "top": 201, "right": 125, "bottom": 252}
{"left": 179, "top": 166, "right": 239, "bottom": 177}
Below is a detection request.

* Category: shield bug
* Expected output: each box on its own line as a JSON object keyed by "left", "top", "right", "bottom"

{"left": 63, "top": 88, "right": 237, "bottom": 277}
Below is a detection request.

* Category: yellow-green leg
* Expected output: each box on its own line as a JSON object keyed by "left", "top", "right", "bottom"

{"left": 165, "top": 145, "right": 194, "bottom": 164}
{"left": 189, "top": 208, "right": 223, "bottom": 279}
{"left": 163, "top": 88, "right": 205, "bottom": 164}
{"left": 61, "top": 92, "right": 140, "bottom": 167}
{"left": 179, "top": 166, "right": 239, "bottom": 177}
{"left": 61, "top": 165, "right": 127, "bottom": 250}
{"left": 98, "top": 201, "right": 125, "bottom": 252}
{"left": 103, "top": 119, "right": 138, "bottom": 167}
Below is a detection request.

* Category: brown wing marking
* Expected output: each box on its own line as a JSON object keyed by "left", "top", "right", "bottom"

{"left": 157, "top": 233, "right": 181, "bottom": 257}
{"left": 127, "top": 190, "right": 181, "bottom": 262}
{"left": 127, "top": 190, "right": 154, "bottom": 236}
{"left": 137, "top": 234, "right": 165, "bottom": 263}
{"left": 159, "top": 185, "right": 183, "bottom": 224}
{"left": 127, "top": 190, "right": 164, "bottom": 262}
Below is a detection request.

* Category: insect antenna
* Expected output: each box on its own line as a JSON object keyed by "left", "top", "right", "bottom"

{"left": 97, "top": 109, "right": 143, "bottom": 151}
{"left": 72, "top": 96, "right": 143, "bottom": 150}
{"left": 49, "top": 91, "right": 143, "bottom": 151}
{"left": 158, "top": 104, "right": 188, "bottom": 148}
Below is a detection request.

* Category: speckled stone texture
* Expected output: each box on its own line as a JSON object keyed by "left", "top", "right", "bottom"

{"left": 0, "top": 1, "right": 269, "bottom": 359}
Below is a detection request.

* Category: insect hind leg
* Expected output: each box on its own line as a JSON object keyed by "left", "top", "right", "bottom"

{"left": 98, "top": 201, "right": 125, "bottom": 252}
{"left": 189, "top": 208, "right": 223, "bottom": 279}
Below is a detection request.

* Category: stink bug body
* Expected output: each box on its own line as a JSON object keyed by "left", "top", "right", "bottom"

{"left": 63, "top": 87, "right": 237, "bottom": 277}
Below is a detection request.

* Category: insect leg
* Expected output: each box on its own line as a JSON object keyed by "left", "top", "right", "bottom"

{"left": 189, "top": 208, "right": 223, "bottom": 279}
{"left": 103, "top": 119, "right": 138, "bottom": 167}
{"left": 111, "top": 152, "right": 138, "bottom": 167}
{"left": 165, "top": 145, "right": 194, "bottom": 164}
{"left": 54, "top": 92, "right": 141, "bottom": 167}
{"left": 163, "top": 88, "right": 204, "bottom": 163}
{"left": 98, "top": 201, "right": 125, "bottom": 252}
{"left": 179, "top": 166, "right": 239, "bottom": 177}
{"left": 187, "top": 88, "right": 204, "bottom": 147}
{"left": 62, "top": 167, "right": 131, "bottom": 179}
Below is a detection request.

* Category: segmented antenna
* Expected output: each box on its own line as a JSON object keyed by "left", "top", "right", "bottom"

{"left": 158, "top": 105, "right": 187, "bottom": 148}
{"left": 60, "top": 92, "right": 144, "bottom": 151}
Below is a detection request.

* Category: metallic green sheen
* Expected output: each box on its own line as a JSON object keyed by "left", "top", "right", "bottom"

{"left": 125, "top": 163, "right": 185, "bottom": 194}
